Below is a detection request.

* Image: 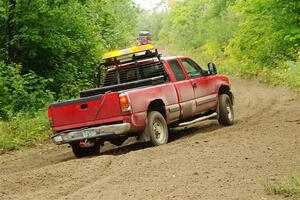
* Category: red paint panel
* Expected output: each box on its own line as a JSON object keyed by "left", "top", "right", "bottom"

{"left": 126, "top": 83, "right": 178, "bottom": 113}
{"left": 173, "top": 81, "right": 195, "bottom": 103}
{"left": 130, "top": 112, "right": 147, "bottom": 131}
{"left": 50, "top": 93, "right": 122, "bottom": 128}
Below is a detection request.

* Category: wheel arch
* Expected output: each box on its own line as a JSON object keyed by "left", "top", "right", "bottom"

{"left": 147, "top": 99, "right": 166, "bottom": 119}
{"left": 218, "top": 84, "right": 234, "bottom": 105}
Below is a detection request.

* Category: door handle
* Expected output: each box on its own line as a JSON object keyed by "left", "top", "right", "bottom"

{"left": 80, "top": 104, "right": 88, "bottom": 110}
{"left": 192, "top": 83, "right": 197, "bottom": 88}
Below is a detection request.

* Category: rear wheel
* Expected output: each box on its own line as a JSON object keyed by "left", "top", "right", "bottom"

{"left": 71, "top": 141, "right": 100, "bottom": 158}
{"left": 146, "top": 111, "right": 169, "bottom": 146}
{"left": 218, "top": 94, "right": 234, "bottom": 126}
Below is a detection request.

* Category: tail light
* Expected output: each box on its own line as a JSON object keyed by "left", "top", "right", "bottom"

{"left": 119, "top": 94, "right": 131, "bottom": 113}
{"left": 48, "top": 108, "right": 53, "bottom": 127}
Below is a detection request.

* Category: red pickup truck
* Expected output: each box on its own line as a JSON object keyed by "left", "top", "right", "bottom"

{"left": 48, "top": 45, "right": 234, "bottom": 158}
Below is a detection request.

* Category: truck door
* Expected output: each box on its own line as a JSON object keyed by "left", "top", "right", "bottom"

{"left": 179, "top": 58, "right": 218, "bottom": 114}
{"left": 166, "top": 59, "right": 195, "bottom": 119}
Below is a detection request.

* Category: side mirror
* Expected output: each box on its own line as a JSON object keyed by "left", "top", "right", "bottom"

{"left": 208, "top": 62, "right": 217, "bottom": 75}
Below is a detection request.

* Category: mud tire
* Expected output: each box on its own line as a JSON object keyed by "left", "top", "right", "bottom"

{"left": 218, "top": 94, "right": 234, "bottom": 126}
{"left": 71, "top": 142, "right": 100, "bottom": 158}
{"left": 146, "top": 111, "right": 169, "bottom": 146}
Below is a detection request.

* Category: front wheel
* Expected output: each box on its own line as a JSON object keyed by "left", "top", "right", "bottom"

{"left": 218, "top": 94, "right": 234, "bottom": 126}
{"left": 145, "top": 111, "right": 169, "bottom": 146}
{"left": 71, "top": 142, "right": 101, "bottom": 158}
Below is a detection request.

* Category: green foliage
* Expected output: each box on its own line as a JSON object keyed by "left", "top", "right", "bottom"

{"left": 94, "top": 0, "right": 137, "bottom": 49}
{"left": 264, "top": 176, "right": 300, "bottom": 198}
{"left": 218, "top": 58, "right": 300, "bottom": 92}
{"left": 222, "top": 0, "right": 300, "bottom": 92}
{"left": 0, "top": 0, "right": 7, "bottom": 60}
{"left": 158, "top": 0, "right": 300, "bottom": 93}
{"left": 0, "top": 0, "right": 138, "bottom": 152}
{"left": 0, "top": 62, "right": 53, "bottom": 120}
{"left": 229, "top": 0, "right": 300, "bottom": 67}
{"left": 136, "top": 8, "right": 166, "bottom": 42}
{"left": 159, "top": 0, "right": 239, "bottom": 62}
{"left": 0, "top": 0, "right": 137, "bottom": 99}
{"left": 0, "top": 110, "right": 51, "bottom": 153}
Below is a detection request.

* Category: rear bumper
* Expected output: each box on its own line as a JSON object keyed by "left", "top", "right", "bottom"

{"left": 51, "top": 123, "right": 131, "bottom": 145}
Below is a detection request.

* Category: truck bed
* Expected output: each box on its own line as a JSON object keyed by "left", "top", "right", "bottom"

{"left": 80, "top": 75, "right": 166, "bottom": 98}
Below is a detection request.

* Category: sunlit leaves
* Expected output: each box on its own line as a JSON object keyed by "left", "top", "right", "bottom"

{"left": 229, "top": 0, "right": 300, "bottom": 67}
{"left": 159, "top": 0, "right": 238, "bottom": 57}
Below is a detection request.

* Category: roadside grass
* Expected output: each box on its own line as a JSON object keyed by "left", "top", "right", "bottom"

{"left": 0, "top": 110, "right": 51, "bottom": 153}
{"left": 263, "top": 176, "right": 300, "bottom": 198}
{"left": 218, "top": 58, "right": 300, "bottom": 93}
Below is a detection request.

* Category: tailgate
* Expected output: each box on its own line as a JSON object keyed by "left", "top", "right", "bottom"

{"left": 49, "top": 92, "right": 122, "bottom": 130}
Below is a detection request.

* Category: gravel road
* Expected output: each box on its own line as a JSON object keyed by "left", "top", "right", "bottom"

{"left": 0, "top": 78, "right": 300, "bottom": 200}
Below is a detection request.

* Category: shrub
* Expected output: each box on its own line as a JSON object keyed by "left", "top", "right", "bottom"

{"left": 0, "top": 62, "right": 53, "bottom": 120}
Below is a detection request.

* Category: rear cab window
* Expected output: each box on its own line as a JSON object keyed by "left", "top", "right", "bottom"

{"left": 103, "top": 60, "right": 166, "bottom": 86}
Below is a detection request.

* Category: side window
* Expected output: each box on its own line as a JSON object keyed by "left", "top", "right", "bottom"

{"left": 181, "top": 58, "right": 203, "bottom": 78}
{"left": 168, "top": 59, "right": 186, "bottom": 81}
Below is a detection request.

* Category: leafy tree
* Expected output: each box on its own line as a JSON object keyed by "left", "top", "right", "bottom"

{"left": 159, "top": 0, "right": 238, "bottom": 60}
{"left": 229, "top": 0, "right": 300, "bottom": 67}
{"left": 160, "top": 0, "right": 299, "bottom": 68}
{"left": 0, "top": 0, "right": 138, "bottom": 119}
{"left": 0, "top": 0, "right": 7, "bottom": 60}
{"left": 136, "top": 8, "right": 166, "bottom": 42}
{"left": 0, "top": 0, "right": 137, "bottom": 99}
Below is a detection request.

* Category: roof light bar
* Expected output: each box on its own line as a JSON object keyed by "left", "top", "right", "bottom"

{"left": 102, "top": 44, "right": 155, "bottom": 60}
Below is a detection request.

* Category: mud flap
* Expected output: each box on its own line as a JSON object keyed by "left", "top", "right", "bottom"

{"left": 137, "top": 118, "right": 150, "bottom": 142}
{"left": 137, "top": 129, "right": 151, "bottom": 142}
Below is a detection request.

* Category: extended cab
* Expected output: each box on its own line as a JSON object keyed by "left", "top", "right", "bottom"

{"left": 48, "top": 45, "right": 234, "bottom": 158}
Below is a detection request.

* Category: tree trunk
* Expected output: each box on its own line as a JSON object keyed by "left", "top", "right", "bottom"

{"left": 6, "top": 0, "right": 16, "bottom": 62}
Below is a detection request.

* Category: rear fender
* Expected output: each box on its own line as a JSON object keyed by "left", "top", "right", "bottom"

{"left": 138, "top": 99, "right": 167, "bottom": 142}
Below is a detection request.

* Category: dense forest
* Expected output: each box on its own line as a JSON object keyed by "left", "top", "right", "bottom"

{"left": 157, "top": 0, "right": 300, "bottom": 86}
{"left": 0, "top": 0, "right": 299, "bottom": 151}
{"left": 0, "top": 0, "right": 137, "bottom": 120}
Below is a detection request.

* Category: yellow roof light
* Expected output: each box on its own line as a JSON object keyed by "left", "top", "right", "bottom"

{"left": 102, "top": 44, "right": 154, "bottom": 60}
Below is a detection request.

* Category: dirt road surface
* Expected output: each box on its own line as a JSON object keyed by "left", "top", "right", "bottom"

{"left": 0, "top": 78, "right": 300, "bottom": 200}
